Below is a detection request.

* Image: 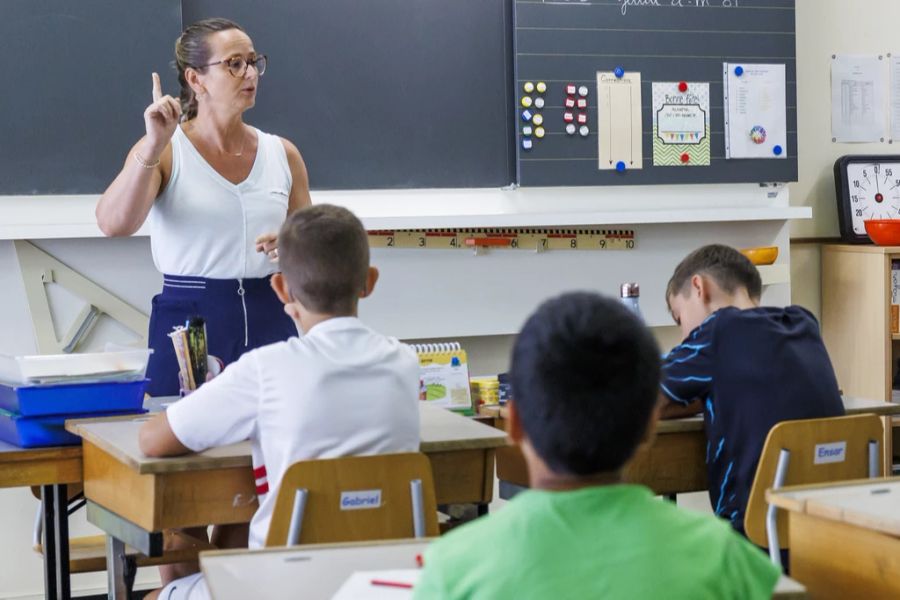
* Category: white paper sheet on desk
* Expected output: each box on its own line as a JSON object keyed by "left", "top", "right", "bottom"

{"left": 723, "top": 63, "right": 787, "bottom": 159}
{"left": 831, "top": 54, "right": 885, "bottom": 143}
{"left": 331, "top": 569, "right": 420, "bottom": 599}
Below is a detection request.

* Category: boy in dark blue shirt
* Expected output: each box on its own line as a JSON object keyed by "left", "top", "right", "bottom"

{"left": 661, "top": 244, "right": 844, "bottom": 534}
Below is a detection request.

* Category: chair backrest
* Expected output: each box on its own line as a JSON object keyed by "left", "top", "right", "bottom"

{"left": 265, "top": 452, "right": 440, "bottom": 547}
{"left": 744, "top": 413, "right": 883, "bottom": 548}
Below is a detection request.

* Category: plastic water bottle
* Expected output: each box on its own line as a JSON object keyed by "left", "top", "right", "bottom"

{"left": 619, "top": 282, "right": 644, "bottom": 322}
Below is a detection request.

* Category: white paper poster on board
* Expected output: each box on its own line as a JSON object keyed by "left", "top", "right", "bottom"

{"left": 831, "top": 54, "right": 885, "bottom": 143}
{"left": 652, "top": 82, "right": 710, "bottom": 167}
{"left": 723, "top": 63, "right": 787, "bottom": 159}
{"left": 889, "top": 54, "right": 900, "bottom": 142}
{"left": 598, "top": 71, "right": 643, "bottom": 170}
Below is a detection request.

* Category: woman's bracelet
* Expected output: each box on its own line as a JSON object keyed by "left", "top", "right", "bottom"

{"left": 133, "top": 151, "right": 160, "bottom": 169}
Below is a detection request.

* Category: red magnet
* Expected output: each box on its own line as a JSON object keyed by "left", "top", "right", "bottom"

{"left": 566, "top": 84, "right": 577, "bottom": 95}
{"left": 565, "top": 97, "right": 576, "bottom": 109}
{"left": 576, "top": 97, "right": 587, "bottom": 109}
{"left": 680, "top": 152, "right": 690, "bottom": 163}
{"left": 678, "top": 81, "right": 688, "bottom": 93}
{"left": 577, "top": 112, "right": 588, "bottom": 124}
{"left": 563, "top": 111, "right": 574, "bottom": 123}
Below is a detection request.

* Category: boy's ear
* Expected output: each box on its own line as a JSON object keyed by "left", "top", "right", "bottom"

{"left": 360, "top": 266, "right": 379, "bottom": 298}
{"left": 507, "top": 401, "right": 525, "bottom": 445}
{"left": 270, "top": 273, "right": 292, "bottom": 305}
{"left": 690, "top": 273, "right": 711, "bottom": 302}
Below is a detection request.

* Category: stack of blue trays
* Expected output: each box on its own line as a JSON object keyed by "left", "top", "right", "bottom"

{"left": 0, "top": 379, "right": 148, "bottom": 447}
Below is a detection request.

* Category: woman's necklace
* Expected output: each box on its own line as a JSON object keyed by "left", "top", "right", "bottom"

{"left": 226, "top": 129, "right": 246, "bottom": 157}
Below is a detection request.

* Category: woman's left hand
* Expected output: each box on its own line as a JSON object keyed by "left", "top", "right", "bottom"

{"left": 255, "top": 232, "right": 279, "bottom": 262}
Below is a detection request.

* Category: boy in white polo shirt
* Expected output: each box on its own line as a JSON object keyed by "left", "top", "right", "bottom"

{"left": 138, "top": 204, "right": 420, "bottom": 600}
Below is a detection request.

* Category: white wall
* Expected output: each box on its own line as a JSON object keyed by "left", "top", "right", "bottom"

{"left": 790, "top": 0, "right": 900, "bottom": 317}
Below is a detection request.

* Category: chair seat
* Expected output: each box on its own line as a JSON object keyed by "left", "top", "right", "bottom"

{"left": 34, "top": 531, "right": 216, "bottom": 574}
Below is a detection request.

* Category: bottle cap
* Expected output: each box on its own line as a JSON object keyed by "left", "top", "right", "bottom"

{"left": 520, "top": 96, "right": 533, "bottom": 108}
{"left": 521, "top": 109, "right": 533, "bottom": 122}
{"left": 534, "top": 126, "right": 545, "bottom": 139}
{"left": 620, "top": 282, "right": 640, "bottom": 298}
{"left": 579, "top": 125, "right": 590, "bottom": 137}
{"left": 536, "top": 81, "right": 548, "bottom": 94}
{"left": 566, "top": 123, "right": 577, "bottom": 135}
{"left": 578, "top": 85, "right": 589, "bottom": 97}
{"left": 563, "top": 111, "right": 575, "bottom": 122}
{"left": 523, "top": 81, "right": 535, "bottom": 93}
{"left": 565, "top": 97, "right": 576, "bottom": 109}
{"left": 532, "top": 113, "right": 544, "bottom": 126}
{"left": 566, "top": 84, "right": 577, "bottom": 95}
{"left": 577, "top": 113, "right": 588, "bottom": 124}
{"left": 534, "top": 97, "right": 545, "bottom": 109}
{"left": 522, "top": 125, "right": 533, "bottom": 136}
{"left": 521, "top": 138, "right": 533, "bottom": 150}
{"left": 577, "top": 97, "right": 588, "bottom": 109}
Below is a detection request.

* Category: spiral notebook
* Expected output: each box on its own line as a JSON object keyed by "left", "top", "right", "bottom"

{"left": 412, "top": 342, "right": 473, "bottom": 413}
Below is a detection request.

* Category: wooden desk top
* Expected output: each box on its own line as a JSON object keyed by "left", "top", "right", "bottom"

{"left": 202, "top": 539, "right": 429, "bottom": 600}
{"left": 66, "top": 403, "right": 507, "bottom": 475}
{"left": 767, "top": 477, "right": 900, "bottom": 538}
{"left": 486, "top": 397, "right": 900, "bottom": 434}
{"left": 200, "top": 539, "right": 806, "bottom": 600}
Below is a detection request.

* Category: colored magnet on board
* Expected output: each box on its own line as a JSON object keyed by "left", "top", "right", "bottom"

{"left": 616, "top": 160, "right": 627, "bottom": 172}
{"left": 579, "top": 125, "right": 590, "bottom": 137}
{"left": 523, "top": 81, "right": 535, "bottom": 93}
{"left": 578, "top": 85, "right": 589, "bottom": 97}
{"left": 534, "top": 127, "right": 545, "bottom": 139}
{"left": 522, "top": 138, "right": 533, "bottom": 151}
{"left": 749, "top": 125, "right": 767, "bottom": 144}
{"left": 521, "top": 109, "right": 533, "bottom": 122}
{"left": 734, "top": 65, "right": 744, "bottom": 77}
{"left": 532, "top": 113, "right": 544, "bottom": 126}
{"left": 681, "top": 153, "right": 690, "bottom": 163}
{"left": 536, "top": 81, "right": 547, "bottom": 93}
{"left": 534, "top": 97, "right": 545, "bottom": 109}
{"left": 577, "top": 113, "right": 588, "bottom": 124}
{"left": 522, "top": 125, "right": 533, "bottom": 136}
{"left": 566, "top": 84, "right": 577, "bottom": 95}
{"left": 565, "top": 97, "right": 576, "bottom": 109}
{"left": 576, "top": 97, "right": 588, "bottom": 109}
{"left": 566, "top": 123, "right": 577, "bottom": 135}
{"left": 678, "top": 81, "right": 688, "bottom": 92}
{"left": 614, "top": 67, "right": 625, "bottom": 78}
{"left": 563, "top": 111, "right": 575, "bottom": 123}
{"left": 521, "top": 96, "right": 533, "bottom": 108}
{"left": 773, "top": 145, "right": 783, "bottom": 156}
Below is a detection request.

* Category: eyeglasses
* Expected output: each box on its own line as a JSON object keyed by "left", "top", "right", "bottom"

{"left": 196, "top": 54, "right": 267, "bottom": 78}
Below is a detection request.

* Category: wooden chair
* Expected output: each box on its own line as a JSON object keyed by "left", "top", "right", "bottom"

{"left": 745, "top": 414, "right": 883, "bottom": 569}
{"left": 265, "top": 452, "right": 440, "bottom": 547}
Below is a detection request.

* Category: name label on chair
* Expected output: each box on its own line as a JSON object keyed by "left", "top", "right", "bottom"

{"left": 340, "top": 489, "right": 383, "bottom": 510}
{"left": 814, "top": 441, "right": 847, "bottom": 464}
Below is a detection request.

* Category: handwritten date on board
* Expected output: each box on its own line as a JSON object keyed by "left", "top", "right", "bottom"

{"left": 546, "top": 1, "right": 741, "bottom": 17}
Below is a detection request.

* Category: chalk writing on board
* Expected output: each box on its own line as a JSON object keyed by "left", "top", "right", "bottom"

{"left": 542, "top": 1, "right": 741, "bottom": 16}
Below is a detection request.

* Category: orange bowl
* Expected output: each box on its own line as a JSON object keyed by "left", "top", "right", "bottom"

{"left": 740, "top": 246, "right": 778, "bottom": 266}
{"left": 864, "top": 220, "right": 900, "bottom": 246}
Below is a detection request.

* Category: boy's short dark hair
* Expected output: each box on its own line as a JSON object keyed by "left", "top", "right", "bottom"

{"left": 277, "top": 204, "right": 370, "bottom": 315}
{"left": 510, "top": 292, "right": 661, "bottom": 476}
{"left": 666, "top": 244, "right": 762, "bottom": 304}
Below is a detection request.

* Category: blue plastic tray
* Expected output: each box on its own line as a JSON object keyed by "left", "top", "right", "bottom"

{"left": 0, "top": 408, "right": 147, "bottom": 448}
{"left": 0, "top": 379, "right": 148, "bottom": 417}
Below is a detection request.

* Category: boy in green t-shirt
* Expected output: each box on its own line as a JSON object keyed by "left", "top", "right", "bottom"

{"left": 414, "top": 292, "right": 780, "bottom": 600}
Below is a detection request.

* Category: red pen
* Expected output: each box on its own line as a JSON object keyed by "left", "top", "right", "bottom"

{"left": 371, "top": 579, "right": 414, "bottom": 589}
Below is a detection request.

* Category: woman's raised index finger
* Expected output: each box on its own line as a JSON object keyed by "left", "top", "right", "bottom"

{"left": 152, "top": 72, "right": 162, "bottom": 102}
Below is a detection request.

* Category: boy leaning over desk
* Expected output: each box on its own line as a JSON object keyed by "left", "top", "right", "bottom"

{"left": 659, "top": 244, "right": 844, "bottom": 539}
{"left": 137, "top": 204, "right": 421, "bottom": 600}
{"left": 415, "top": 292, "right": 780, "bottom": 599}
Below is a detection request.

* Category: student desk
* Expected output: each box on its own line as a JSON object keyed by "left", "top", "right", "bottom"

{"left": 767, "top": 478, "right": 900, "bottom": 599}
{"left": 199, "top": 538, "right": 808, "bottom": 600}
{"left": 487, "top": 397, "right": 900, "bottom": 495}
{"left": 0, "top": 442, "right": 82, "bottom": 600}
{"left": 65, "top": 403, "right": 507, "bottom": 598}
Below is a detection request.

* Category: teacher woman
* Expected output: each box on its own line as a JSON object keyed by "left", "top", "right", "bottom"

{"left": 97, "top": 18, "right": 310, "bottom": 396}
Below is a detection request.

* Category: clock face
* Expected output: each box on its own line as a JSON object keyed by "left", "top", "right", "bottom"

{"left": 847, "top": 161, "right": 900, "bottom": 235}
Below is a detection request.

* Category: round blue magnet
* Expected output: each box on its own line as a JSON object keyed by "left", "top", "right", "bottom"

{"left": 773, "top": 144, "right": 783, "bottom": 156}
{"left": 615, "top": 161, "right": 627, "bottom": 172}
{"left": 734, "top": 65, "right": 744, "bottom": 77}
{"left": 451, "top": 356, "right": 460, "bottom": 367}
{"left": 614, "top": 66, "right": 625, "bottom": 78}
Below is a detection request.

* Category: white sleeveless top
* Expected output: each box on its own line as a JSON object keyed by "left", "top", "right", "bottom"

{"left": 150, "top": 126, "right": 292, "bottom": 279}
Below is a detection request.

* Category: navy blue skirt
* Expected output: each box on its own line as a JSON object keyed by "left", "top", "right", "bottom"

{"left": 145, "top": 274, "right": 296, "bottom": 396}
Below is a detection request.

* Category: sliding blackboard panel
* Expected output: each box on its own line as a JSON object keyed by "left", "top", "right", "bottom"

{"left": 2, "top": 0, "right": 182, "bottom": 194}
{"left": 514, "top": 0, "right": 798, "bottom": 186}
{"left": 184, "top": 0, "right": 516, "bottom": 190}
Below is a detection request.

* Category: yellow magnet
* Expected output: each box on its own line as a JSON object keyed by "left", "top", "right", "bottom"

{"left": 521, "top": 96, "right": 533, "bottom": 108}
{"left": 534, "top": 127, "right": 545, "bottom": 139}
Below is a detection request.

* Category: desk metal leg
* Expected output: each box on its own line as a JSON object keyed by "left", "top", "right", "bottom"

{"left": 52, "top": 484, "right": 70, "bottom": 600}
{"left": 106, "top": 536, "right": 128, "bottom": 600}
{"left": 40, "top": 486, "right": 58, "bottom": 600}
